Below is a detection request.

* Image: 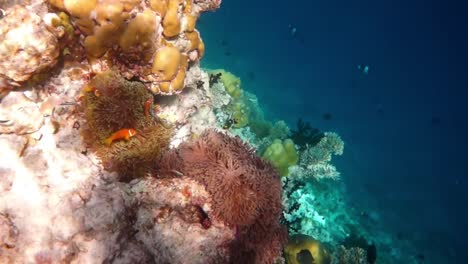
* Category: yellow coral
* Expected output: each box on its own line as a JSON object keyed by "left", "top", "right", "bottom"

{"left": 185, "top": 31, "right": 201, "bottom": 51}
{"left": 119, "top": 9, "right": 157, "bottom": 52}
{"left": 163, "top": 0, "right": 181, "bottom": 37}
{"left": 84, "top": 35, "right": 107, "bottom": 57}
{"left": 198, "top": 39, "right": 205, "bottom": 58}
{"left": 62, "top": 0, "right": 97, "bottom": 34}
{"left": 284, "top": 234, "right": 331, "bottom": 264}
{"left": 184, "top": 14, "right": 197, "bottom": 32}
{"left": 63, "top": 0, "right": 96, "bottom": 18}
{"left": 48, "top": 0, "right": 212, "bottom": 95}
{"left": 150, "top": 0, "right": 168, "bottom": 17}
{"left": 170, "top": 54, "right": 188, "bottom": 91}
{"left": 152, "top": 46, "right": 181, "bottom": 81}
{"left": 95, "top": 3, "right": 126, "bottom": 28}
{"left": 49, "top": 0, "right": 65, "bottom": 10}
{"left": 182, "top": 0, "right": 197, "bottom": 32}
{"left": 121, "top": 0, "right": 141, "bottom": 11}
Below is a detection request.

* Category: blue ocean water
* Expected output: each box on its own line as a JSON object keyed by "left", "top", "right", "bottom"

{"left": 199, "top": 0, "right": 468, "bottom": 262}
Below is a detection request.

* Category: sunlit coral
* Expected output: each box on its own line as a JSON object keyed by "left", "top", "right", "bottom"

{"left": 47, "top": 0, "right": 218, "bottom": 95}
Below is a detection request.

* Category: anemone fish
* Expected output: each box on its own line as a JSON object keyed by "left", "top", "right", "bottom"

{"left": 83, "top": 84, "right": 101, "bottom": 97}
{"left": 144, "top": 98, "right": 152, "bottom": 116}
{"left": 104, "top": 128, "right": 137, "bottom": 146}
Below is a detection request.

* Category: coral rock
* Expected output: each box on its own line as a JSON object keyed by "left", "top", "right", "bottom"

{"left": 0, "top": 5, "right": 59, "bottom": 89}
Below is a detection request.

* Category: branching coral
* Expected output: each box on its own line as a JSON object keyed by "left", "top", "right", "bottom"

{"left": 156, "top": 129, "right": 287, "bottom": 263}
{"left": 290, "top": 132, "right": 344, "bottom": 181}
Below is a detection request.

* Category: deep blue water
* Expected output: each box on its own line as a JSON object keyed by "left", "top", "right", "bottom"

{"left": 199, "top": 0, "right": 468, "bottom": 262}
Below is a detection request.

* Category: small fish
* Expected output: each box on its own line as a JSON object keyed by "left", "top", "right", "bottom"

{"left": 144, "top": 98, "right": 152, "bottom": 116}
{"left": 323, "top": 112, "right": 333, "bottom": 120}
{"left": 223, "top": 117, "right": 234, "bottom": 129}
{"left": 358, "top": 64, "right": 370, "bottom": 75}
{"left": 104, "top": 128, "right": 137, "bottom": 146}
{"left": 83, "top": 84, "right": 101, "bottom": 97}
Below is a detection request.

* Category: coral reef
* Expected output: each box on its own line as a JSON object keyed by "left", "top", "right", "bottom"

{"left": 80, "top": 70, "right": 173, "bottom": 179}
{"left": 156, "top": 130, "right": 287, "bottom": 263}
{"left": 0, "top": 1, "right": 409, "bottom": 263}
{"left": 47, "top": 0, "right": 221, "bottom": 95}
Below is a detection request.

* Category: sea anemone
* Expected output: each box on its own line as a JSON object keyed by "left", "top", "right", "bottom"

{"left": 156, "top": 129, "right": 287, "bottom": 263}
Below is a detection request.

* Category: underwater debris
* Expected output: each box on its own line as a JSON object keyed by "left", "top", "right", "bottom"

{"left": 290, "top": 118, "right": 324, "bottom": 150}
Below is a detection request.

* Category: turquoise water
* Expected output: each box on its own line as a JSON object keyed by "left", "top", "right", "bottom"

{"left": 200, "top": 0, "right": 468, "bottom": 262}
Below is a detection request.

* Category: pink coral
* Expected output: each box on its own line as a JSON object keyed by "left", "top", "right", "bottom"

{"left": 156, "top": 129, "right": 287, "bottom": 263}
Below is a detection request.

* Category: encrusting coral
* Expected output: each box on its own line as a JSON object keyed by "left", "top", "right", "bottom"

{"left": 156, "top": 129, "right": 287, "bottom": 263}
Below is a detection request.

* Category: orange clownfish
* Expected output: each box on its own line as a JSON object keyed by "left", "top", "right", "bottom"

{"left": 144, "top": 98, "right": 152, "bottom": 117}
{"left": 83, "top": 84, "right": 101, "bottom": 97}
{"left": 104, "top": 128, "right": 137, "bottom": 146}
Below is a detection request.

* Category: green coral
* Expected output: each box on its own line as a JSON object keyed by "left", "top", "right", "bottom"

{"left": 262, "top": 138, "right": 298, "bottom": 176}
{"left": 210, "top": 69, "right": 243, "bottom": 99}
{"left": 229, "top": 101, "right": 249, "bottom": 128}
